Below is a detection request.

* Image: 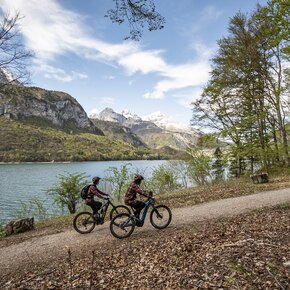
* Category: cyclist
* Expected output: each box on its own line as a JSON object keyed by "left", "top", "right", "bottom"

{"left": 85, "top": 176, "right": 109, "bottom": 222}
{"left": 124, "top": 175, "right": 150, "bottom": 225}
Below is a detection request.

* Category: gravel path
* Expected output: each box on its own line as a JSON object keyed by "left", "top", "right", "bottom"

{"left": 0, "top": 187, "right": 289, "bottom": 278}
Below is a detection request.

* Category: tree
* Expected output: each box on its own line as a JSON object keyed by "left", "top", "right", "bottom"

{"left": 104, "top": 163, "right": 132, "bottom": 201}
{"left": 191, "top": 9, "right": 283, "bottom": 174}
{"left": 186, "top": 143, "right": 212, "bottom": 186}
{"left": 106, "top": 0, "right": 165, "bottom": 40}
{"left": 0, "top": 11, "right": 33, "bottom": 85}
{"left": 255, "top": 1, "right": 290, "bottom": 165}
{"left": 46, "top": 172, "right": 88, "bottom": 214}
{"left": 167, "top": 160, "right": 190, "bottom": 188}
{"left": 148, "top": 164, "right": 179, "bottom": 194}
{"left": 212, "top": 147, "right": 225, "bottom": 182}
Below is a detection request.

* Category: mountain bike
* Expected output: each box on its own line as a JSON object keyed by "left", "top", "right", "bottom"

{"left": 109, "top": 192, "right": 172, "bottom": 239}
{"left": 73, "top": 197, "right": 130, "bottom": 234}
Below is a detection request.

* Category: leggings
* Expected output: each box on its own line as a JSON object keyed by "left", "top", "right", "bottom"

{"left": 87, "top": 200, "right": 102, "bottom": 215}
{"left": 130, "top": 200, "right": 145, "bottom": 217}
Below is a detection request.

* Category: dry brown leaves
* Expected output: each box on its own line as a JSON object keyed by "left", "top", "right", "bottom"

{"left": 2, "top": 204, "right": 289, "bottom": 290}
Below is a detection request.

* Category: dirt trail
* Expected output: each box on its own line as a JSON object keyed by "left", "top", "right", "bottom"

{"left": 0, "top": 187, "right": 289, "bottom": 278}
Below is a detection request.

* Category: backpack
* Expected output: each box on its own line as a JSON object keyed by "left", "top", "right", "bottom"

{"left": 80, "top": 184, "right": 92, "bottom": 199}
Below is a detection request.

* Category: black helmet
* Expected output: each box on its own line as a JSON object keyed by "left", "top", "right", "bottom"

{"left": 92, "top": 176, "right": 101, "bottom": 183}
{"left": 134, "top": 175, "right": 144, "bottom": 183}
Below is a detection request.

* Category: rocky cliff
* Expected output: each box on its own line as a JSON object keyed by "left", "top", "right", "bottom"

{"left": 0, "top": 84, "right": 102, "bottom": 134}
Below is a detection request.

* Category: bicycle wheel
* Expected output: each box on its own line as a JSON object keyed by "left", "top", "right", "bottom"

{"left": 110, "top": 212, "right": 135, "bottom": 239}
{"left": 109, "top": 205, "right": 131, "bottom": 220}
{"left": 73, "top": 212, "right": 96, "bottom": 234}
{"left": 150, "top": 205, "right": 172, "bottom": 229}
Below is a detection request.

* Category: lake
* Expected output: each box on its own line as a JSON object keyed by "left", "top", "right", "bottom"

{"left": 0, "top": 160, "right": 167, "bottom": 226}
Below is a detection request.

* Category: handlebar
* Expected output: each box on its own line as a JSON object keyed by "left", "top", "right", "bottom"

{"left": 144, "top": 190, "right": 154, "bottom": 197}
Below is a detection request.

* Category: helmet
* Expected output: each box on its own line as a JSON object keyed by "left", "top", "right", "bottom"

{"left": 92, "top": 176, "right": 101, "bottom": 183}
{"left": 134, "top": 175, "right": 144, "bottom": 183}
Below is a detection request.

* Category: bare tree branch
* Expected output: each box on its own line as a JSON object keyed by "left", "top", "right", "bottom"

{"left": 105, "top": 0, "right": 165, "bottom": 41}
{"left": 0, "top": 11, "right": 33, "bottom": 86}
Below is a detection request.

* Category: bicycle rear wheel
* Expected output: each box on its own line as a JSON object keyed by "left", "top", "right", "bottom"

{"left": 109, "top": 205, "right": 131, "bottom": 220}
{"left": 73, "top": 211, "right": 96, "bottom": 234}
{"left": 110, "top": 213, "right": 135, "bottom": 239}
{"left": 150, "top": 205, "right": 172, "bottom": 229}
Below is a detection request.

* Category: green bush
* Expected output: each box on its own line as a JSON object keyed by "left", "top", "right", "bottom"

{"left": 46, "top": 172, "right": 88, "bottom": 214}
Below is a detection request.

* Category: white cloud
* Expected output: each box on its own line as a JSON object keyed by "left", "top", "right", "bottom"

{"left": 203, "top": 5, "right": 223, "bottom": 21}
{"left": 33, "top": 62, "right": 88, "bottom": 82}
{"left": 118, "top": 50, "right": 167, "bottom": 75}
{"left": 0, "top": 0, "right": 212, "bottom": 101}
{"left": 144, "top": 58, "right": 210, "bottom": 100}
{"left": 128, "top": 79, "right": 135, "bottom": 86}
{"left": 103, "top": 75, "right": 116, "bottom": 80}
{"left": 190, "top": 5, "right": 223, "bottom": 34}
{"left": 172, "top": 87, "right": 204, "bottom": 108}
{"left": 100, "top": 97, "right": 115, "bottom": 105}
{"left": 88, "top": 108, "right": 100, "bottom": 118}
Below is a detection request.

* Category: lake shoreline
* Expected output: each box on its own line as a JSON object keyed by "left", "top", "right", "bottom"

{"left": 0, "top": 161, "right": 72, "bottom": 165}
{"left": 0, "top": 160, "right": 168, "bottom": 225}
{"left": 0, "top": 158, "right": 167, "bottom": 165}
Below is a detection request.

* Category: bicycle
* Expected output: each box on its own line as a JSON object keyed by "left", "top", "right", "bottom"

{"left": 73, "top": 197, "right": 130, "bottom": 234}
{"left": 109, "top": 192, "right": 172, "bottom": 239}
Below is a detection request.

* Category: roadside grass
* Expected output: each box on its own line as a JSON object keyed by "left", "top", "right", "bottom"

{"left": 35, "top": 214, "right": 73, "bottom": 231}
{"left": 157, "top": 175, "right": 290, "bottom": 208}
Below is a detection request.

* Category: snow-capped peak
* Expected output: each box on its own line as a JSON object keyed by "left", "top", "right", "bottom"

{"left": 143, "top": 111, "right": 190, "bottom": 132}
{"left": 121, "top": 109, "right": 141, "bottom": 120}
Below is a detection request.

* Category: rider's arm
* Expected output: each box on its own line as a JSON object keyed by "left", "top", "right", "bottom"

{"left": 132, "top": 183, "right": 149, "bottom": 198}
{"left": 90, "top": 186, "right": 108, "bottom": 199}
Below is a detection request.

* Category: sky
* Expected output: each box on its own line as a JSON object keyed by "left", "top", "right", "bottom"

{"left": 0, "top": 0, "right": 268, "bottom": 128}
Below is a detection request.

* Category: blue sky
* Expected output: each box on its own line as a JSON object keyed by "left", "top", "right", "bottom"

{"left": 0, "top": 0, "right": 267, "bottom": 128}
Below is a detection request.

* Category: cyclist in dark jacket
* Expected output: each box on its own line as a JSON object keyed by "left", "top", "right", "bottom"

{"left": 85, "top": 176, "right": 109, "bottom": 221}
{"left": 124, "top": 175, "right": 149, "bottom": 222}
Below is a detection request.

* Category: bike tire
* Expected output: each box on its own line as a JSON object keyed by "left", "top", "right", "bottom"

{"left": 110, "top": 212, "right": 135, "bottom": 239}
{"left": 109, "top": 205, "right": 131, "bottom": 220}
{"left": 150, "top": 205, "right": 172, "bottom": 229}
{"left": 73, "top": 211, "right": 96, "bottom": 234}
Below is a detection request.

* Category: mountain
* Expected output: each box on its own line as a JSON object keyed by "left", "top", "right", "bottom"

{"left": 93, "top": 108, "right": 200, "bottom": 149}
{"left": 0, "top": 84, "right": 101, "bottom": 134}
{"left": 0, "top": 84, "right": 182, "bottom": 162}
{"left": 97, "top": 107, "right": 127, "bottom": 124}
{"left": 144, "top": 111, "right": 195, "bottom": 133}
{"left": 0, "top": 68, "right": 22, "bottom": 86}
{"left": 90, "top": 119, "right": 147, "bottom": 147}
{"left": 97, "top": 107, "right": 160, "bottom": 132}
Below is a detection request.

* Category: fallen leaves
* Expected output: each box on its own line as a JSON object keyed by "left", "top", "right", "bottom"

{"left": 1, "top": 204, "right": 289, "bottom": 289}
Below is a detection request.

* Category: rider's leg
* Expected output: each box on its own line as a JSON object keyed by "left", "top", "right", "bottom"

{"left": 88, "top": 200, "right": 102, "bottom": 220}
{"left": 130, "top": 200, "right": 145, "bottom": 219}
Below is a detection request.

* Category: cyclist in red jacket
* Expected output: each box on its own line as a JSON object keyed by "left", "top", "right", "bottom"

{"left": 124, "top": 175, "right": 150, "bottom": 224}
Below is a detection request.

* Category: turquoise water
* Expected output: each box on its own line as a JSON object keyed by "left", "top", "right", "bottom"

{"left": 0, "top": 160, "right": 166, "bottom": 225}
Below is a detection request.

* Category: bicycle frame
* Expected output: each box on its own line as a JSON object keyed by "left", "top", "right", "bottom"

{"left": 99, "top": 199, "right": 111, "bottom": 220}
{"left": 139, "top": 198, "right": 154, "bottom": 224}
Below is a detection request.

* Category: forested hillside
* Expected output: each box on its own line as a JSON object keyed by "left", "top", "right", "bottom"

{"left": 0, "top": 117, "right": 158, "bottom": 162}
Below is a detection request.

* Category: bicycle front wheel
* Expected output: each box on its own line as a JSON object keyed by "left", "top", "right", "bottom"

{"left": 73, "top": 212, "right": 96, "bottom": 234}
{"left": 110, "top": 213, "right": 135, "bottom": 239}
{"left": 109, "top": 205, "right": 131, "bottom": 220}
{"left": 150, "top": 205, "right": 172, "bottom": 229}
